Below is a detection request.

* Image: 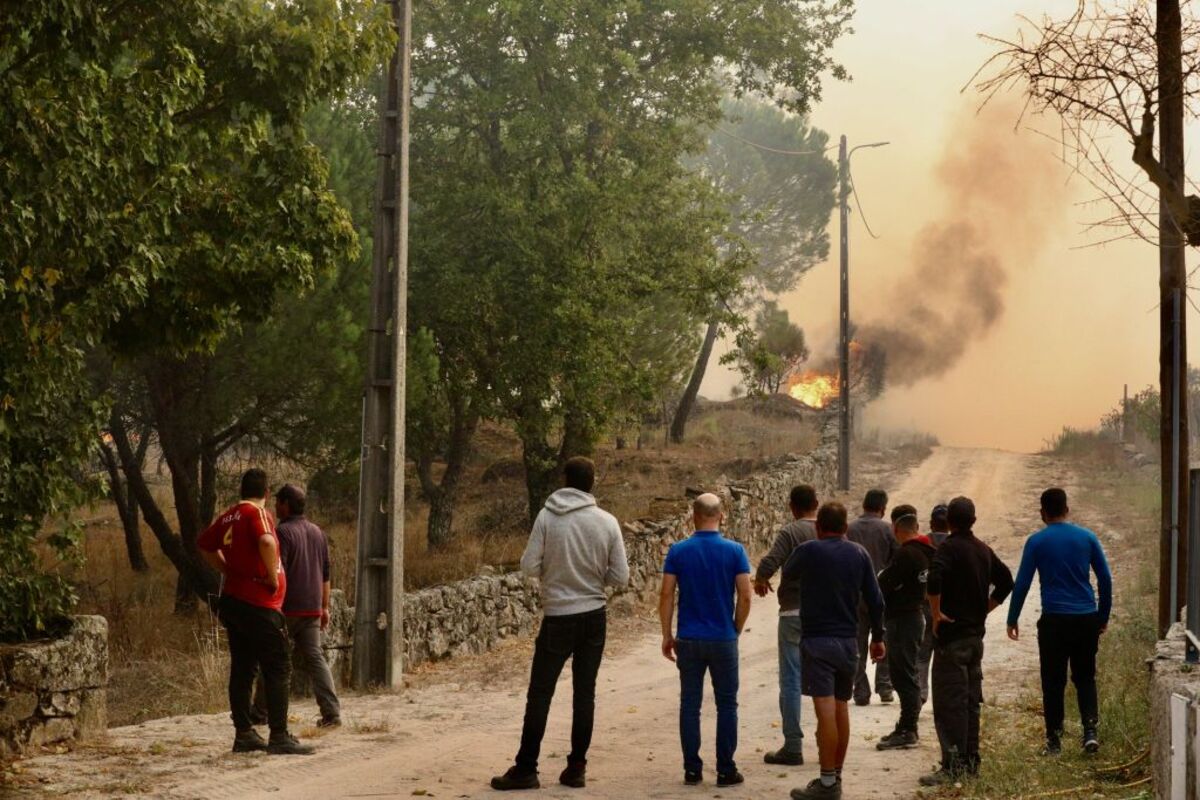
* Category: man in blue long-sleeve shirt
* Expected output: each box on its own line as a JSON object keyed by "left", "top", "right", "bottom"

{"left": 1006, "top": 488, "right": 1112, "bottom": 756}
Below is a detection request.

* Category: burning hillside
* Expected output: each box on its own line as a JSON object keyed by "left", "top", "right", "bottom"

{"left": 782, "top": 341, "right": 885, "bottom": 409}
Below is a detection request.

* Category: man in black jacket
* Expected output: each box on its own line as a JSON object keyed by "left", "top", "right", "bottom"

{"left": 876, "top": 505, "right": 935, "bottom": 751}
{"left": 920, "top": 497, "right": 1014, "bottom": 786}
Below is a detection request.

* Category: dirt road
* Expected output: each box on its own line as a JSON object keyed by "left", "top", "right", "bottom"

{"left": 14, "top": 447, "right": 1062, "bottom": 799}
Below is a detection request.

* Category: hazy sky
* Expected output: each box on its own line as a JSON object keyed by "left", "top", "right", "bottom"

{"left": 701, "top": 1, "right": 1196, "bottom": 453}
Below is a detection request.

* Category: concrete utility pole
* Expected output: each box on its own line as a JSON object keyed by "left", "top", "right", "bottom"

{"left": 353, "top": 0, "right": 412, "bottom": 689}
{"left": 837, "top": 136, "right": 888, "bottom": 492}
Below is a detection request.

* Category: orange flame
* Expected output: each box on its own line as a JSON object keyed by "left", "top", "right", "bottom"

{"left": 787, "top": 370, "right": 839, "bottom": 409}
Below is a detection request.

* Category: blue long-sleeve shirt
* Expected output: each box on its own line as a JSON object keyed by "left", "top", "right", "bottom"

{"left": 1006, "top": 522, "right": 1113, "bottom": 627}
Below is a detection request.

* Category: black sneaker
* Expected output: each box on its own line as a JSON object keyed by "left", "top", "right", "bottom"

{"left": 559, "top": 761, "right": 586, "bottom": 789}
{"left": 876, "top": 729, "right": 919, "bottom": 750}
{"left": 853, "top": 696, "right": 870, "bottom": 707}
{"left": 266, "top": 732, "right": 315, "bottom": 755}
{"left": 716, "top": 771, "right": 744, "bottom": 787}
{"left": 684, "top": 770, "right": 703, "bottom": 786}
{"left": 1043, "top": 731, "right": 1062, "bottom": 756}
{"left": 790, "top": 777, "right": 842, "bottom": 799}
{"left": 316, "top": 715, "right": 341, "bottom": 729}
{"left": 1083, "top": 728, "right": 1100, "bottom": 753}
{"left": 764, "top": 748, "right": 804, "bottom": 765}
{"left": 491, "top": 767, "right": 539, "bottom": 791}
{"left": 232, "top": 729, "right": 268, "bottom": 753}
{"left": 878, "top": 691, "right": 895, "bottom": 704}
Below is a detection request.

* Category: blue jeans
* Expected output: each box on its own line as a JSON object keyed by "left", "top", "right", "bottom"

{"left": 676, "top": 638, "right": 739, "bottom": 775}
{"left": 777, "top": 615, "right": 804, "bottom": 753}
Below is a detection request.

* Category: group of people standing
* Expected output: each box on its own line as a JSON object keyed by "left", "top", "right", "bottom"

{"left": 490, "top": 458, "right": 1114, "bottom": 798}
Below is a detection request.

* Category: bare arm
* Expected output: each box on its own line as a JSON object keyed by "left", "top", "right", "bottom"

{"left": 258, "top": 534, "right": 279, "bottom": 592}
{"left": 321, "top": 580, "right": 332, "bottom": 629}
{"left": 659, "top": 574, "right": 678, "bottom": 661}
{"left": 733, "top": 573, "right": 752, "bottom": 634}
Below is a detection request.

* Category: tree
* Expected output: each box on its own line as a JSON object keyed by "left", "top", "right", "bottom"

{"left": 978, "top": 0, "right": 1192, "bottom": 635}
{"left": 729, "top": 301, "right": 810, "bottom": 396}
{"left": 1, "top": 1, "right": 391, "bottom": 633}
{"left": 670, "top": 96, "right": 839, "bottom": 442}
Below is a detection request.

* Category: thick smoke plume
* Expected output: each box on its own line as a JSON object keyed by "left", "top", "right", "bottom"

{"left": 854, "top": 104, "right": 1069, "bottom": 388}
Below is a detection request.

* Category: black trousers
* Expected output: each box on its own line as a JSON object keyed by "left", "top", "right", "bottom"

{"left": 931, "top": 635, "right": 984, "bottom": 770}
{"left": 218, "top": 595, "right": 291, "bottom": 735}
{"left": 515, "top": 608, "right": 607, "bottom": 774}
{"left": 1037, "top": 613, "right": 1101, "bottom": 736}
{"left": 885, "top": 610, "right": 925, "bottom": 732}
{"left": 855, "top": 603, "right": 892, "bottom": 702}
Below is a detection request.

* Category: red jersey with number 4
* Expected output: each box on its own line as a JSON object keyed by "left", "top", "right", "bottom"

{"left": 198, "top": 501, "right": 286, "bottom": 611}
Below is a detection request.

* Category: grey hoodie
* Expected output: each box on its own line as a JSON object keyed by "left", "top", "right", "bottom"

{"left": 520, "top": 488, "right": 630, "bottom": 616}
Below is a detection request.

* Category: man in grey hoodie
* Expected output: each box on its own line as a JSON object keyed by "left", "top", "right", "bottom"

{"left": 491, "top": 457, "right": 630, "bottom": 792}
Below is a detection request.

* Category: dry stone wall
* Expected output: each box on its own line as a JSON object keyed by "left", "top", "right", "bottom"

{"left": 321, "top": 413, "right": 837, "bottom": 681}
{"left": 1148, "top": 625, "right": 1200, "bottom": 800}
{"left": 0, "top": 616, "right": 108, "bottom": 757}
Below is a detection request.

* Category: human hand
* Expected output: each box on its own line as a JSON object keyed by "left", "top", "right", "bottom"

{"left": 1099, "top": 624, "right": 1107, "bottom": 635}
{"left": 753, "top": 579, "right": 773, "bottom": 598}
{"left": 1007, "top": 624, "right": 1019, "bottom": 642}
{"left": 321, "top": 609, "right": 331, "bottom": 630}
{"left": 932, "top": 609, "right": 954, "bottom": 635}
{"left": 870, "top": 641, "right": 886, "bottom": 663}
{"left": 662, "top": 636, "right": 676, "bottom": 662}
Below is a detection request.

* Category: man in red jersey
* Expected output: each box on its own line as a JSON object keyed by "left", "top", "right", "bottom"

{"left": 198, "top": 468, "right": 313, "bottom": 755}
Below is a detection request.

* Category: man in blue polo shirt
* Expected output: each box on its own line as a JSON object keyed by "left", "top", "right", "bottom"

{"left": 1007, "top": 488, "right": 1112, "bottom": 755}
{"left": 659, "top": 493, "right": 752, "bottom": 788}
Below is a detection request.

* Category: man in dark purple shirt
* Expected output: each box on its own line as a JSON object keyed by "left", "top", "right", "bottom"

{"left": 252, "top": 484, "right": 341, "bottom": 727}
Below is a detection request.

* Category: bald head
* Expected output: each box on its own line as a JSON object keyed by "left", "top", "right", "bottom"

{"left": 692, "top": 493, "right": 723, "bottom": 530}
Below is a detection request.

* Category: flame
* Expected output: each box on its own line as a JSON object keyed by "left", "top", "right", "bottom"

{"left": 787, "top": 370, "right": 839, "bottom": 409}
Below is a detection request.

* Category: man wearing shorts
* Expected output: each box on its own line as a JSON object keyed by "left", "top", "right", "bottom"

{"left": 782, "top": 502, "right": 886, "bottom": 800}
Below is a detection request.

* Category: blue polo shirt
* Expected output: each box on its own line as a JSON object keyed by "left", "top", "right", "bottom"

{"left": 1007, "top": 522, "right": 1113, "bottom": 627}
{"left": 663, "top": 530, "right": 751, "bottom": 641}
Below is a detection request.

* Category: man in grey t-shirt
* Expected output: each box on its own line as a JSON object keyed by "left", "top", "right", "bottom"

{"left": 847, "top": 489, "right": 897, "bottom": 705}
{"left": 754, "top": 484, "right": 818, "bottom": 765}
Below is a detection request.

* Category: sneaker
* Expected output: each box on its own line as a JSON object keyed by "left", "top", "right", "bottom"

{"left": 316, "top": 715, "right": 341, "bottom": 729}
{"left": 232, "top": 729, "right": 268, "bottom": 753}
{"left": 876, "top": 729, "right": 919, "bottom": 750}
{"left": 918, "top": 769, "right": 958, "bottom": 787}
{"left": 559, "top": 762, "right": 586, "bottom": 789}
{"left": 684, "top": 770, "right": 703, "bottom": 786}
{"left": 878, "top": 691, "right": 895, "bottom": 704}
{"left": 790, "top": 777, "right": 842, "bottom": 799}
{"left": 490, "top": 767, "right": 539, "bottom": 791}
{"left": 853, "top": 696, "right": 870, "bottom": 707}
{"left": 266, "top": 732, "right": 315, "bottom": 755}
{"left": 764, "top": 748, "right": 804, "bottom": 765}
{"left": 1083, "top": 728, "right": 1100, "bottom": 753}
{"left": 1043, "top": 731, "right": 1062, "bottom": 756}
{"left": 716, "top": 771, "right": 744, "bottom": 787}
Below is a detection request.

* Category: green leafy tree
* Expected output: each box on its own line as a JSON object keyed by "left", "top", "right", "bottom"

{"left": 1, "top": 1, "right": 391, "bottom": 634}
{"left": 729, "top": 301, "right": 809, "bottom": 396}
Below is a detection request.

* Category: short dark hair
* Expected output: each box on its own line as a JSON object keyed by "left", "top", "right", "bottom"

{"left": 947, "top": 496, "right": 976, "bottom": 531}
{"left": 816, "top": 502, "right": 848, "bottom": 536}
{"left": 790, "top": 484, "right": 818, "bottom": 513}
{"left": 930, "top": 503, "right": 950, "bottom": 532}
{"left": 563, "top": 456, "right": 595, "bottom": 493}
{"left": 275, "top": 483, "right": 306, "bottom": 516}
{"left": 892, "top": 503, "right": 916, "bottom": 527}
{"left": 240, "top": 468, "right": 269, "bottom": 500}
{"left": 863, "top": 489, "right": 888, "bottom": 514}
{"left": 1040, "top": 488, "right": 1068, "bottom": 518}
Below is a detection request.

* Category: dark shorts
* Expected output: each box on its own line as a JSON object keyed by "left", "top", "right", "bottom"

{"left": 801, "top": 636, "right": 858, "bottom": 701}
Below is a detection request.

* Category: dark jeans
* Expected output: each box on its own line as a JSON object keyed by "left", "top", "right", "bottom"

{"left": 855, "top": 602, "right": 892, "bottom": 702}
{"left": 886, "top": 610, "right": 925, "bottom": 732}
{"left": 252, "top": 616, "right": 342, "bottom": 721}
{"left": 918, "top": 604, "right": 934, "bottom": 704}
{"left": 217, "top": 595, "right": 291, "bottom": 735}
{"left": 1037, "top": 613, "right": 1101, "bottom": 736}
{"left": 931, "top": 635, "right": 984, "bottom": 770}
{"left": 676, "top": 638, "right": 740, "bottom": 775}
{"left": 514, "top": 608, "right": 607, "bottom": 774}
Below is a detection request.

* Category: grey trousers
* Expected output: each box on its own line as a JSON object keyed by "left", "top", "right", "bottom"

{"left": 854, "top": 603, "right": 892, "bottom": 702}
{"left": 254, "top": 616, "right": 341, "bottom": 721}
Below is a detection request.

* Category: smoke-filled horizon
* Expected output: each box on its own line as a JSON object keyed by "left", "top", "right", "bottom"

{"left": 853, "top": 105, "right": 1070, "bottom": 388}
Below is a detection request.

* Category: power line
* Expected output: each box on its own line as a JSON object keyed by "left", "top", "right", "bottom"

{"left": 848, "top": 168, "right": 881, "bottom": 240}
{"left": 713, "top": 125, "right": 838, "bottom": 157}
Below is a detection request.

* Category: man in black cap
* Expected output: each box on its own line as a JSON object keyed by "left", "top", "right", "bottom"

{"left": 918, "top": 504, "right": 950, "bottom": 704}
{"left": 920, "top": 497, "right": 1013, "bottom": 786}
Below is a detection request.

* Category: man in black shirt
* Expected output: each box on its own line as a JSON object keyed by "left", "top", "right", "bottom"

{"left": 876, "top": 505, "right": 935, "bottom": 751}
{"left": 920, "top": 497, "right": 1013, "bottom": 786}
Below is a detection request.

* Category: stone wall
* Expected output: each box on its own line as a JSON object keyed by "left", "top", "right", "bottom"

{"left": 318, "top": 413, "right": 837, "bottom": 682}
{"left": 1149, "top": 625, "right": 1200, "bottom": 800}
{"left": 0, "top": 616, "right": 108, "bottom": 758}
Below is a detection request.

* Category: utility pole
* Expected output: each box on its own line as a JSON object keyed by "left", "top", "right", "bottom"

{"left": 353, "top": 0, "right": 412, "bottom": 689}
{"left": 836, "top": 136, "right": 888, "bottom": 493}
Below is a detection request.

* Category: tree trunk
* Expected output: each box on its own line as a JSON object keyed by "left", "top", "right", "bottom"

{"left": 670, "top": 318, "right": 719, "bottom": 444}
{"left": 521, "top": 436, "right": 560, "bottom": 525}
{"left": 98, "top": 436, "right": 149, "bottom": 573}
{"left": 199, "top": 447, "right": 218, "bottom": 527}
{"left": 1156, "top": 0, "right": 1190, "bottom": 636}
{"left": 560, "top": 409, "right": 596, "bottom": 459}
{"left": 418, "top": 404, "right": 479, "bottom": 551}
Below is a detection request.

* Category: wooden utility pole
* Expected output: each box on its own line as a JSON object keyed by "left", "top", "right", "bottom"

{"left": 1156, "top": 0, "right": 1190, "bottom": 637}
{"left": 837, "top": 135, "right": 851, "bottom": 492}
{"left": 353, "top": 0, "right": 412, "bottom": 689}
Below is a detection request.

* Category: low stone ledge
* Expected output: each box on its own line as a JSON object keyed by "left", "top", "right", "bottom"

{"left": 1148, "top": 624, "right": 1200, "bottom": 799}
